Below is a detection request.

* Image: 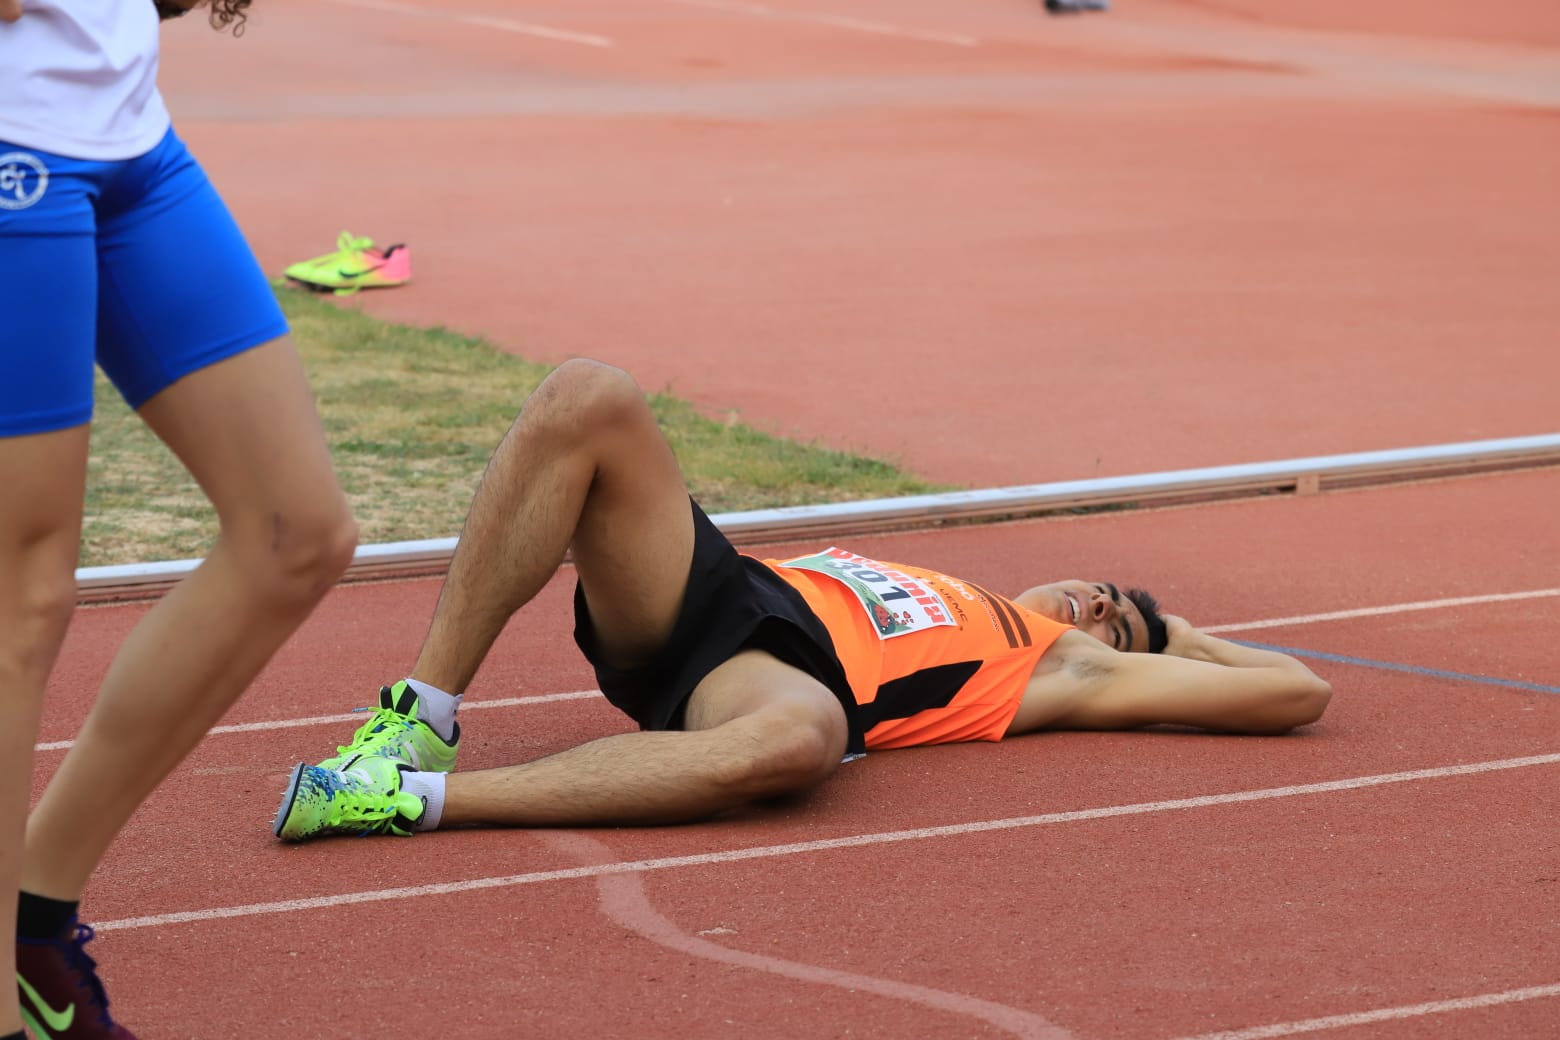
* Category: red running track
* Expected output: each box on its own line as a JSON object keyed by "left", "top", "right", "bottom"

{"left": 38, "top": 469, "right": 1560, "bottom": 1039}
{"left": 157, "top": 0, "right": 1560, "bottom": 489}
{"left": 38, "top": 0, "right": 1560, "bottom": 1035}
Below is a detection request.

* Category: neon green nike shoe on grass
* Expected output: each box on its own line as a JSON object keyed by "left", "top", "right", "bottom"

{"left": 282, "top": 230, "right": 411, "bottom": 296}
{"left": 320, "top": 680, "right": 459, "bottom": 773}
{"left": 273, "top": 756, "right": 424, "bottom": 842}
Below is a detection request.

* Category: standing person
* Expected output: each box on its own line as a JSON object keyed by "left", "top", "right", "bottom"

{"left": 1, "top": 2, "right": 358, "bottom": 1037}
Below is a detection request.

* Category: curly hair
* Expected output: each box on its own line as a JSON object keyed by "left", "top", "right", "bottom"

{"left": 154, "top": 0, "right": 252, "bottom": 36}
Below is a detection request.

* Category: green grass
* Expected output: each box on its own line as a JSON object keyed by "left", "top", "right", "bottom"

{"left": 79, "top": 286, "right": 949, "bottom": 567}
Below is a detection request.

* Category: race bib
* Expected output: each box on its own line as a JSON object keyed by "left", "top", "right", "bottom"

{"left": 783, "top": 548, "right": 957, "bottom": 639}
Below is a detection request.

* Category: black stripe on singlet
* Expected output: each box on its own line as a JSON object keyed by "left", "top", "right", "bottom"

{"left": 965, "top": 582, "right": 1031, "bottom": 649}
{"left": 855, "top": 660, "right": 984, "bottom": 731}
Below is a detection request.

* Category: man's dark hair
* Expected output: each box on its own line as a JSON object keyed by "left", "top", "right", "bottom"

{"left": 1125, "top": 587, "right": 1168, "bottom": 653}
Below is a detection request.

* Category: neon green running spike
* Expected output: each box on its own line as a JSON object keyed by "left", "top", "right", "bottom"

{"left": 282, "top": 230, "right": 411, "bottom": 295}
{"left": 273, "top": 757, "right": 424, "bottom": 842}
{"left": 319, "top": 680, "right": 459, "bottom": 773}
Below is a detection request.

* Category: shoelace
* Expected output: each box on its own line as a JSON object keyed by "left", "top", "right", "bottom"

{"left": 50, "top": 923, "right": 116, "bottom": 1028}
{"left": 333, "top": 706, "right": 418, "bottom": 759}
{"left": 334, "top": 230, "right": 375, "bottom": 256}
{"left": 303, "top": 767, "right": 404, "bottom": 834}
{"left": 327, "top": 230, "right": 388, "bottom": 296}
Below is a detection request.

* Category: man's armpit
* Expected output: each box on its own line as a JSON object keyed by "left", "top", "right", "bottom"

{"left": 1067, "top": 652, "right": 1115, "bottom": 682}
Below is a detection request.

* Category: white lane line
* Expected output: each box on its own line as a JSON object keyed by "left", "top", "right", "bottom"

{"left": 1170, "top": 982, "right": 1560, "bottom": 1040}
{"left": 553, "top": 831, "right": 1075, "bottom": 1040}
{"left": 1202, "top": 588, "right": 1560, "bottom": 634}
{"left": 36, "top": 586, "right": 1560, "bottom": 754}
{"left": 669, "top": 0, "right": 978, "bottom": 47}
{"left": 807, "top": 13, "right": 978, "bottom": 47}
{"left": 32, "top": 691, "right": 604, "bottom": 753}
{"left": 327, "top": 0, "right": 614, "bottom": 47}
{"left": 457, "top": 13, "right": 613, "bottom": 47}
{"left": 94, "top": 752, "right": 1560, "bottom": 933}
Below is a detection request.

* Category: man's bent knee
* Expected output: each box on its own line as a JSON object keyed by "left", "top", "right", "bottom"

{"left": 712, "top": 699, "right": 848, "bottom": 800}
{"left": 522, "top": 359, "right": 651, "bottom": 446}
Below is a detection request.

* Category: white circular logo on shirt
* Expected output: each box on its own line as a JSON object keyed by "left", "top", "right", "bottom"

{"left": 0, "top": 152, "right": 49, "bottom": 210}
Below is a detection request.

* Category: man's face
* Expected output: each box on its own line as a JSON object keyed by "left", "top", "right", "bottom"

{"left": 1018, "top": 580, "right": 1151, "bottom": 653}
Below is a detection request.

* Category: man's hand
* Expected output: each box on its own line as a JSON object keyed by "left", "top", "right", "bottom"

{"left": 1155, "top": 614, "right": 1332, "bottom": 729}
{"left": 1, "top": 0, "right": 24, "bottom": 25}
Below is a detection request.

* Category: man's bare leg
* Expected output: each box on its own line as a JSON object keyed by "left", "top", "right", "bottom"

{"left": 385, "top": 359, "right": 849, "bottom": 827}
{"left": 438, "top": 650, "right": 849, "bottom": 827}
{"left": 411, "top": 358, "right": 701, "bottom": 693}
{"left": 22, "top": 337, "right": 357, "bottom": 900}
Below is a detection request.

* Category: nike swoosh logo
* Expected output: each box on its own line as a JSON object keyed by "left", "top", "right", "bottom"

{"left": 18, "top": 973, "right": 76, "bottom": 1033}
{"left": 336, "top": 264, "right": 384, "bottom": 278}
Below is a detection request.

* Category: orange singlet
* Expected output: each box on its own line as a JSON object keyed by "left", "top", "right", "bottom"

{"left": 760, "top": 548, "right": 1072, "bottom": 750}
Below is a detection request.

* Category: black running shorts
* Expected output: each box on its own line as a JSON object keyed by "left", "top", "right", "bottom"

{"left": 572, "top": 499, "right": 866, "bottom": 756}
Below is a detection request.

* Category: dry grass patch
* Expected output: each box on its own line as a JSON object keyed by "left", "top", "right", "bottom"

{"left": 80, "top": 288, "right": 946, "bottom": 567}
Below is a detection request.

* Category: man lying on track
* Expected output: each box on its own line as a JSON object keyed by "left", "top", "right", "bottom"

{"left": 274, "top": 359, "right": 1332, "bottom": 841}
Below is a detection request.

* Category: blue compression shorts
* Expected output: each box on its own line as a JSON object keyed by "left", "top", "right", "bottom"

{"left": 0, "top": 128, "right": 288, "bottom": 436}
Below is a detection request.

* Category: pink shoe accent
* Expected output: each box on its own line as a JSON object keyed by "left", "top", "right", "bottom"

{"left": 372, "top": 243, "right": 412, "bottom": 283}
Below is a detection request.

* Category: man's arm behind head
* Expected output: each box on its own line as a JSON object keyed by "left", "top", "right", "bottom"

{"left": 1015, "top": 619, "right": 1332, "bottom": 736}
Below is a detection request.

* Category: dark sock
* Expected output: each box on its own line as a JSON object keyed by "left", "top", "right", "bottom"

{"left": 16, "top": 891, "right": 79, "bottom": 941}
{"left": 3, "top": 1030, "right": 26, "bottom": 1040}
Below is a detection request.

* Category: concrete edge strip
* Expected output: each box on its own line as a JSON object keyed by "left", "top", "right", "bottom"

{"left": 76, "top": 432, "right": 1560, "bottom": 601}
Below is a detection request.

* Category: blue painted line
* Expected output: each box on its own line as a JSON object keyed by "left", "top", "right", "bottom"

{"left": 1232, "top": 641, "right": 1560, "bottom": 695}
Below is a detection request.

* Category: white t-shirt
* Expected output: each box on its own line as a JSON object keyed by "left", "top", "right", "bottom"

{"left": 0, "top": 0, "right": 170, "bottom": 160}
